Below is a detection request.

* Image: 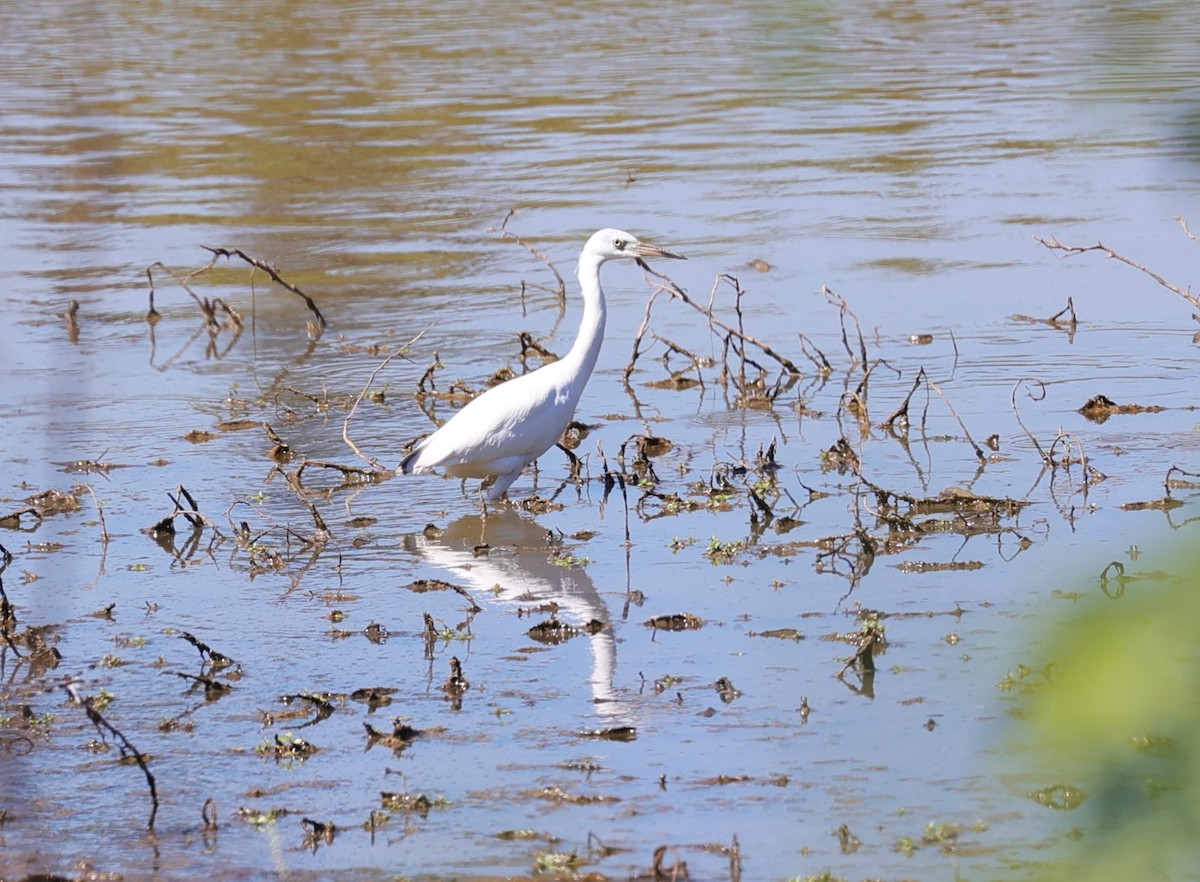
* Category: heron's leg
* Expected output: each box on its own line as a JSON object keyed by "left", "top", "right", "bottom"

{"left": 477, "top": 478, "right": 493, "bottom": 523}
{"left": 485, "top": 471, "right": 520, "bottom": 501}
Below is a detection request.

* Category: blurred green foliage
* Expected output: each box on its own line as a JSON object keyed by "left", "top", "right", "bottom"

{"left": 1020, "top": 553, "right": 1200, "bottom": 880}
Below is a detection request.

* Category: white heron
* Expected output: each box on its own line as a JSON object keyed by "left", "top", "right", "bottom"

{"left": 398, "top": 228, "right": 685, "bottom": 500}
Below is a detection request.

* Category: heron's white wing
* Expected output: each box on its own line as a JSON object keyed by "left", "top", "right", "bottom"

{"left": 408, "top": 365, "right": 577, "bottom": 475}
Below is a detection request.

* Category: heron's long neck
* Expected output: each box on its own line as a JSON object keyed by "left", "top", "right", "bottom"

{"left": 563, "top": 254, "right": 607, "bottom": 384}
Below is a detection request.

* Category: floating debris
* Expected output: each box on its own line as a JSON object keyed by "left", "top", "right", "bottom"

{"left": 380, "top": 791, "right": 431, "bottom": 815}
{"left": 835, "top": 823, "right": 862, "bottom": 854}
{"left": 26, "top": 487, "right": 85, "bottom": 516}
{"left": 645, "top": 373, "right": 703, "bottom": 391}
{"left": 531, "top": 785, "right": 618, "bottom": 805}
{"left": 822, "top": 437, "right": 860, "bottom": 473}
{"left": 526, "top": 617, "right": 604, "bottom": 645}
{"left": 750, "top": 628, "right": 804, "bottom": 641}
{"left": 518, "top": 495, "right": 564, "bottom": 515}
{"left": 277, "top": 692, "right": 334, "bottom": 727}
{"left": 714, "top": 677, "right": 741, "bottom": 703}
{"left": 405, "top": 578, "right": 458, "bottom": 593}
{"left": 579, "top": 726, "right": 637, "bottom": 742}
{"left": 1078, "top": 393, "right": 1168, "bottom": 423}
{"left": 896, "top": 560, "right": 985, "bottom": 573}
{"left": 443, "top": 656, "right": 469, "bottom": 699}
{"left": 1121, "top": 497, "right": 1184, "bottom": 512}
{"left": 497, "top": 829, "right": 560, "bottom": 843}
{"left": 405, "top": 579, "right": 482, "bottom": 611}
{"left": 350, "top": 686, "right": 397, "bottom": 712}
{"left": 1028, "top": 783, "right": 1085, "bottom": 810}
{"left": 301, "top": 816, "right": 337, "bottom": 849}
{"left": 364, "top": 720, "right": 425, "bottom": 753}
{"left": 260, "top": 732, "right": 317, "bottom": 761}
{"left": 219, "top": 419, "right": 259, "bottom": 433}
{"left": 649, "top": 844, "right": 688, "bottom": 881}
{"left": 644, "top": 613, "right": 704, "bottom": 632}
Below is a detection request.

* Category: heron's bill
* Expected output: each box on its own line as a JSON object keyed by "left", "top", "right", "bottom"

{"left": 633, "top": 243, "right": 686, "bottom": 261}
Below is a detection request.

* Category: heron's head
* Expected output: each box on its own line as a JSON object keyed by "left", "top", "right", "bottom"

{"left": 585, "top": 228, "right": 686, "bottom": 264}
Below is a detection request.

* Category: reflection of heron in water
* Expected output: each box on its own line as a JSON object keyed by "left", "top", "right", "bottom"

{"left": 404, "top": 509, "right": 630, "bottom": 721}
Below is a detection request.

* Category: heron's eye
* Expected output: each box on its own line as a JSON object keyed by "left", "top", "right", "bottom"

{"left": 613, "top": 238, "right": 627, "bottom": 250}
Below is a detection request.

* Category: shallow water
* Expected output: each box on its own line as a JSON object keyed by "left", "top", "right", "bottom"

{"left": 2, "top": 1, "right": 1200, "bottom": 879}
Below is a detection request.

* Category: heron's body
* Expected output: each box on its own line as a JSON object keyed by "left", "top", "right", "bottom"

{"left": 399, "top": 228, "right": 683, "bottom": 500}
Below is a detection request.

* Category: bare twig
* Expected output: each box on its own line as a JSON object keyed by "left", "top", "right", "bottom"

{"left": 1048, "top": 297, "right": 1078, "bottom": 326}
{"left": 626, "top": 268, "right": 800, "bottom": 380}
{"left": 147, "top": 486, "right": 227, "bottom": 541}
{"left": 1037, "top": 234, "right": 1200, "bottom": 311}
{"left": 927, "top": 378, "right": 986, "bottom": 461}
{"left": 625, "top": 285, "right": 670, "bottom": 381}
{"left": 342, "top": 329, "right": 429, "bottom": 471}
{"left": 881, "top": 367, "right": 926, "bottom": 432}
{"left": 296, "top": 460, "right": 385, "bottom": 486}
{"left": 1011, "top": 297, "right": 1079, "bottom": 330}
{"left": 488, "top": 211, "right": 566, "bottom": 305}
{"left": 416, "top": 352, "right": 442, "bottom": 393}
{"left": 146, "top": 262, "right": 200, "bottom": 322}
{"left": 822, "top": 286, "right": 868, "bottom": 368}
{"left": 200, "top": 246, "right": 328, "bottom": 330}
{"left": 0, "top": 543, "right": 18, "bottom": 658}
{"left": 63, "top": 679, "right": 159, "bottom": 829}
{"left": 1165, "top": 465, "right": 1200, "bottom": 493}
{"left": 79, "top": 484, "right": 110, "bottom": 544}
{"left": 1011, "top": 379, "right": 1049, "bottom": 463}
{"left": 797, "top": 334, "right": 833, "bottom": 375}
{"left": 1046, "top": 430, "right": 1104, "bottom": 487}
{"left": 168, "top": 485, "right": 202, "bottom": 529}
{"left": 0, "top": 507, "right": 43, "bottom": 529}
{"left": 180, "top": 631, "right": 236, "bottom": 670}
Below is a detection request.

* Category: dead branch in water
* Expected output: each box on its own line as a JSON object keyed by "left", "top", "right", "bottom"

{"left": 145, "top": 260, "right": 243, "bottom": 331}
{"left": 876, "top": 367, "right": 985, "bottom": 461}
{"left": 62, "top": 679, "right": 159, "bottom": 829}
{"left": 180, "top": 631, "right": 236, "bottom": 671}
{"left": 0, "top": 543, "right": 18, "bottom": 658}
{"left": 59, "top": 299, "right": 80, "bottom": 343}
{"left": 1011, "top": 378, "right": 1049, "bottom": 463}
{"left": 1046, "top": 430, "right": 1106, "bottom": 500}
{"left": 1037, "top": 221, "right": 1200, "bottom": 318}
{"left": 881, "top": 367, "right": 928, "bottom": 434}
{"left": 821, "top": 287, "right": 868, "bottom": 368}
{"left": 488, "top": 210, "right": 567, "bottom": 307}
{"left": 1011, "top": 296, "right": 1078, "bottom": 334}
{"left": 797, "top": 334, "right": 833, "bottom": 376}
{"left": 342, "top": 331, "right": 428, "bottom": 472}
{"left": 145, "top": 246, "right": 327, "bottom": 337}
{"left": 296, "top": 460, "right": 385, "bottom": 487}
{"left": 927, "top": 377, "right": 986, "bottom": 462}
{"left": 625, "top": 267, "right": 801, "bottom": 383}
{"left": 1165, "top": 465, "right": 1200, "bottom": 491}
{"left": 200, "top": 246, "right": 327, "bottom": 332}
{"left": 146, "top": 485, "right": 227, "bottom": 566}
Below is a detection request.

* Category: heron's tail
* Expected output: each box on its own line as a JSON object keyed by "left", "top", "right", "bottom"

{"left": 397, "top": 442, "right": 424, "bottom": 476}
